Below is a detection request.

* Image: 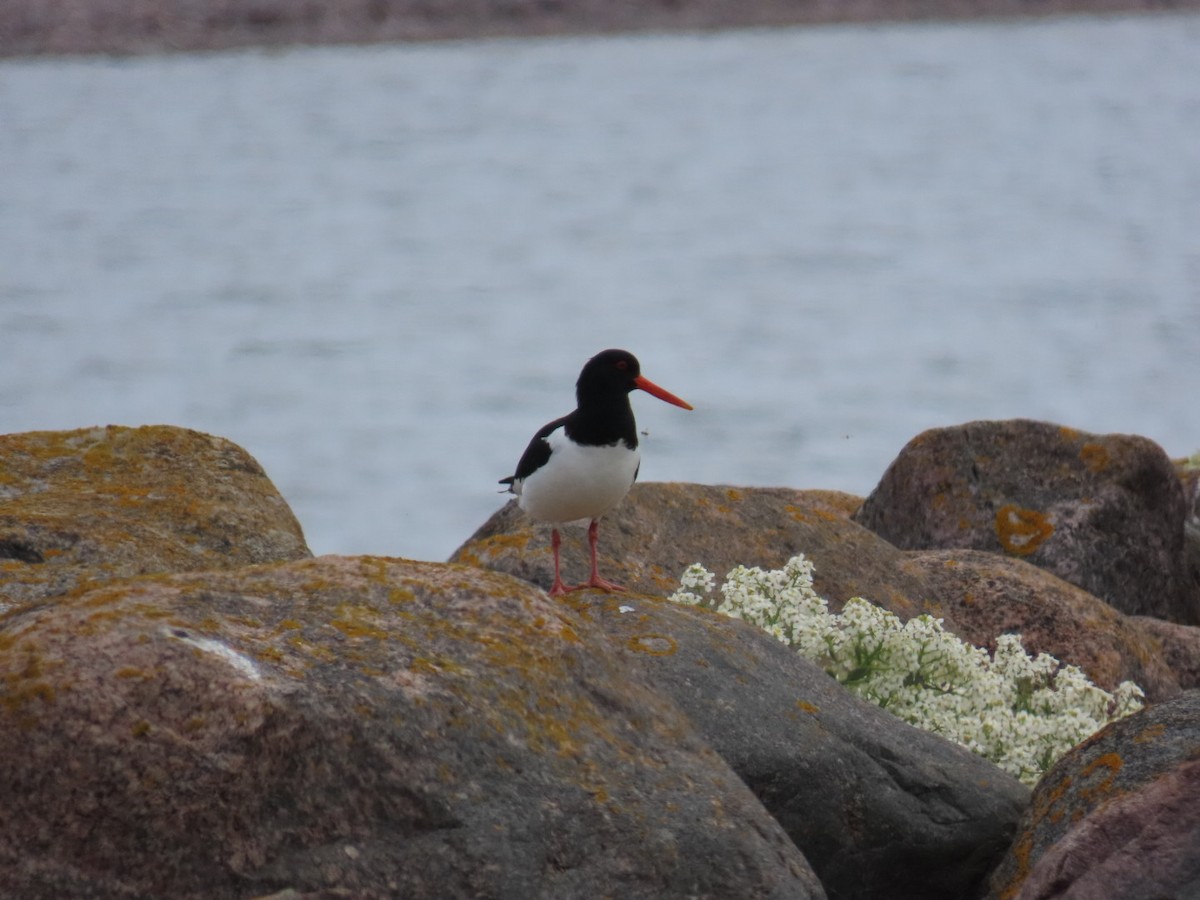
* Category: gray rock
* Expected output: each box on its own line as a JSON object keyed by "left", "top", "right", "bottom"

{"left": 452, "top": 484, "right": 930, "bottom": 616}
{"left": 897, "top": 549, "right": 1183, "bottom": 700}
{"left": 1128, "top": 614, "right": 1200, "bottom": 697}
{"left": 852, "top": 419, "right": 1198, "bottom": 624}
{"left": 1177, "top": 458, "right": 1200, "bottom": 617}
{"left": 0, "top": 425, "right": 311, "bottom": 613}
{"left": 457, "top": 481, "right": 1198, "bottom": 703}
{"left": 987, "top": 690, "right": 1200, "bottom": 900}
{"left": 557, "top": 590, "right": 1030, "bottom": 900}
{"left": 0, "top": 555, "right": 823, "bottom": 900}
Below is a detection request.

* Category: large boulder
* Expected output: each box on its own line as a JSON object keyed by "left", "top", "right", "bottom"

{"left": 1177, "top": 456, "right": 1200, "bottom": 612}
{"left": 1178, "top": 457, "right": 1200, "bottom": 529}
{"left": 453, "top": 485, "right": 931, "bottom": 618}
{"left": 455, "top": 482, "right": 1199, "bottom": 701}
{"left": 986, "top": 690, "right": 1200, "bottom": 900}
{"left": 1128, "top": 614, "right": 1200, "bottom": 694}
{"left": 558, "top": 590, "right": 1030, "bottom": 900}
{"left": 897, "top": 550, "right": 1180, "bottom": 699}
{"left": 0, "top": 425, "right": 311, "bottom": 612}
{"left": 852, "top": 420, "right": 1198, "bottom": 624}
{"left": 0, "top": 555, "right": 822, "bottom": 900}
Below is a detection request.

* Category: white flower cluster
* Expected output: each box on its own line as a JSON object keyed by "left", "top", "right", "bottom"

{"left": 670, "top": 555, "right": 1145, "bottom": 786}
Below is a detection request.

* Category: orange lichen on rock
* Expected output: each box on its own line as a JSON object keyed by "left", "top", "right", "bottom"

{"left": 1077, "top": 751, "right": 1123, "bottom": 806}
{"left": 1134, "top": 723, "right": 1166, "bottom": 744}
{"left": 1079, "top": 443, "right": 1111, "bottom": 472}
{"left": 995, "top": 504, "right": 1054, "bottom": 556}
{"left": 1058, "top": 426, "right": 1082, "bottom": 442}
{"left": 1041, "top": 772, "right": 1076, "bottom": 825}
{"left": 627, "top": 634, "right": 678, "bottom": 656}
{"left": 991, "top": 829, "right": 1035, "bottom": 900}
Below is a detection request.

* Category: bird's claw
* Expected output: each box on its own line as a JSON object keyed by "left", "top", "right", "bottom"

{"left": 569, "top": 577, "right": 626, "bottom": 594}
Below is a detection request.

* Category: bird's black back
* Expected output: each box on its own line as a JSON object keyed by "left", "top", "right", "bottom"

{"left": 499, "top": 349, "right": 643, "bottom": 489}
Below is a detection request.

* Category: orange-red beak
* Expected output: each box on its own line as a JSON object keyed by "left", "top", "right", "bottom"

{"left": 634, "top": 375, "right": 693, "bottom": 410}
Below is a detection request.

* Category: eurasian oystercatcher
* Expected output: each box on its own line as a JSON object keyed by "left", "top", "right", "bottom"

{"left": 500, "top": 349, "right": 693, "bottom": 596}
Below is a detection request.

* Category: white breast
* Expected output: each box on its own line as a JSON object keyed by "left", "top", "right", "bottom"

{"left": 514, "top": 428, "right": 640, "bottom": 525}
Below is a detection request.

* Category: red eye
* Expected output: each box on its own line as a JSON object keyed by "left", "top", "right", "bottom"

{"left": 616, "top": 360, "right": 628, "bottom": 371}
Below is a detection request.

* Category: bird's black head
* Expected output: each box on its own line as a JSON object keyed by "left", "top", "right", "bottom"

{"left": 575, "top": 349, "right": 693, "bottom": 411}
{"left": 576, "top": 349, "right": 642, "bottom": 405}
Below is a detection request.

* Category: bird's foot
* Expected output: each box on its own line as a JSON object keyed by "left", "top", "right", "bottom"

{"left": 547, "top": 578, "right": 573, "bottom": 597}
{"left": 569, "top": 575, "right": 627, "bottom": 594}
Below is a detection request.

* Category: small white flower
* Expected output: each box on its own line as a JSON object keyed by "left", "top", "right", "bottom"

{"left": 670, "top": 553, "right": 1145, "bottom": 786}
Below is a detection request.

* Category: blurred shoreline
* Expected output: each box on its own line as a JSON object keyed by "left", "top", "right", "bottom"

{"left": 2, "top": 0, "right": 1197, "bottom": 58}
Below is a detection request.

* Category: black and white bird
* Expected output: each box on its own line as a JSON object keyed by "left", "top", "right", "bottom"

{"left": 500, "top": 349, "right": 693, "bottom": 596}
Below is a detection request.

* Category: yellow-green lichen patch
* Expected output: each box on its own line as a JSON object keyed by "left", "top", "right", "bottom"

{"left": 329, "top": 602, "right": 390, "bottom": 640}
{"left": 995, "top": 504, "right": 1054, "bottom": 556}
{"left": 253, "top": 644, "right": 286, "bottom": 665}
{"left": 476, "top": 532, "right": 534, "bottom": 559}
{"left": 388, "top": 587, "right": 416, "bottom": 604}
{"left": 430, "top": 614, "right": 655, "bottom": 763}
{"left": 1, "top": 650, "right": 59, "bottom": 727}
{"left": 286, "top": 633, "right": 338, "bottom": 663}
{"left": 1, "top": 678, "right": 56, "bottom": 714}
{"left": 549, "top": 617, "right": 583, "bottom": 644}
{"left": 627, "top": 634, "right": 678, "bottom": 657}
{"left": 560, "top": 599, "right": 596, "bottom": 622}
{"left": 81, "top": 587, "right": 132, "bottom": 609}
{"left": 407, "top": 656, "right": 466, "bottom": 677}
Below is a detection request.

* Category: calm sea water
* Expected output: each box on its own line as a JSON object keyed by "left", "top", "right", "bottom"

{"left": 2, "top": 13, "right": 1199, "bottom": 562}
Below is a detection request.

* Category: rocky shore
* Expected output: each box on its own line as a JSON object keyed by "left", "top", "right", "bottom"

{"left": 2, "top": 0, "right": 1198, "bottom": 57}
{"left": 2, "top": 420, "right": 1198, "bottom": 898}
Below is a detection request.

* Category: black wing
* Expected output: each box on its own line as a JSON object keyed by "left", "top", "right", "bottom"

{"left": 499, "top": 415, "right": 567, "bottom": 490}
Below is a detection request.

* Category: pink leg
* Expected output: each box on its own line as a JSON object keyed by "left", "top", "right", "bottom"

{"left": 570, "top": 519, "right": 626, "bottom": 594}
{"left": 547, "top": 528, "right": 571, "bottom": 596}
